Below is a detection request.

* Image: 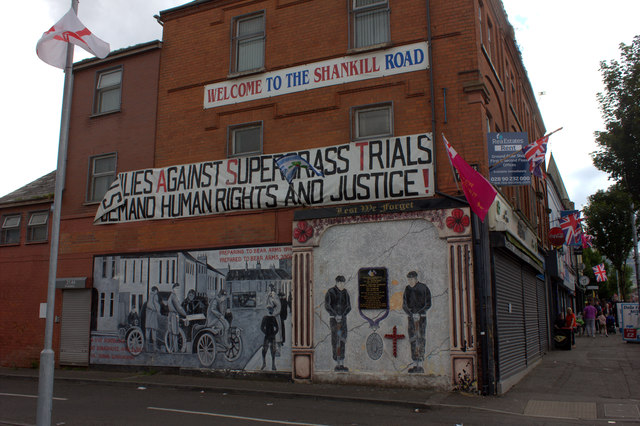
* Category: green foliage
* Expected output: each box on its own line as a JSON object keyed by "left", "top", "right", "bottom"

{"left": 593, "top": 35, "right": 640, "bottom": 203}
{"left": 583, "top": 186, "right": 635, "bottom": 299}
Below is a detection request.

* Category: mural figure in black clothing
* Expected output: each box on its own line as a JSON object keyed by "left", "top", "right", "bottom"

{"left": 260, "top": 306, "right": 279, "bottom": 370}
{"left": 325, "top": 275, "right": 351, "bottom": 372}
{"left": 403, "top": 271, "right": 431, "bottom": 374}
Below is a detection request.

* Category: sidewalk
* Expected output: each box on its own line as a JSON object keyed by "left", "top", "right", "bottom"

{"left": 2, "top": 332, "right": 639, "bottom": 422}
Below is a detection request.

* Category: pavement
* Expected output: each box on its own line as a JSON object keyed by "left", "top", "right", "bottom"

{"left": 2, "top": 331, "right": 639, "bottom": 423}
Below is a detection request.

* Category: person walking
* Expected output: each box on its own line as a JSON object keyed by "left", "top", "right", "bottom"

{"left": 597, "top": 311, "right": 609, "bottom": 336}
{"left": 583, "top": 300, "right": 597, "bottom": 338}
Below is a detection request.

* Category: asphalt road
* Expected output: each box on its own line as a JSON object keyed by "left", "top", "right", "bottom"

{"left": 0, "top": 376, "right": 590, "bottom": 426}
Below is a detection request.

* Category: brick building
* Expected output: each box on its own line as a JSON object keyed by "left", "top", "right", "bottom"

{"left": 3, "top": 0, "right": 554, "bottom": 394}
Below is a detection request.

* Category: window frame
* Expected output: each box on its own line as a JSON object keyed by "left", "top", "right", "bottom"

{"left": 349, "top": 0, "right": 391, "bottom": 50}
{"left": 228, "top": 121, "right": 264, "bottom": 157}
{"left": 351, "top": 102, "right": 394, "bottom": 141}
{"left": 26, "top": 210, "right": 49, "bottom": 243}
{"left": 93, "top": 66, "right": 123, "bottom": 115}
{"left": 0, "top": 214, "right": 21, "bottom": 245}
{"left": 230, "top": 11, "right": 266, "bottom": 75}
{"left": 87, "top": 152, "right": 117, "bottom": 204}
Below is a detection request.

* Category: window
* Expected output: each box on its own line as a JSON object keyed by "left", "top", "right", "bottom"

{"left": 88, "top": 153, "right": 117, "bottom": 203}
{"left": 486, "top": 19, "right": 493, "bottom": 59}
{"left": 352, "top": 103, "right": 393, "bottom": 140}
{"left": 229, "top": 122, "right": 262, "bottom": 156}
{"left": 351, "top": 0, "right": 390, "bottom": 49}
{"left": 231, "top": 12, "right": 265, "bottom": 74}
{"left": 27, "top": 211, "right": 49, "bottom": 242}
{"left": 1, "top": 214, "right": 21, "bottom": 245}
{"left": 94, "top": 68, "right": 122, "bottom": 114}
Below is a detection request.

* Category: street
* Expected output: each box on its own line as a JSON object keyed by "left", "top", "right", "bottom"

{"left": 1, "top": 375, "right": 588, "bottom": 426}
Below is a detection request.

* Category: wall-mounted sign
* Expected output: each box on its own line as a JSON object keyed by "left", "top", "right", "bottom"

{"left": 94, "top": 133, "right": 434, "bottom": 224}
{"left": 357, "top": 267, "right": 389, "bottom": 310}
{"left": 204, "top": 42, "right": 428, "bottom": 108}
{"left": 55, "top": 277, "right": 86, "bottom": 289}
{"left": 488, "top": 132, "right": 530, "bottom": 186}
{"left": 549, "top": 227, "right": 565, "bottom": 247}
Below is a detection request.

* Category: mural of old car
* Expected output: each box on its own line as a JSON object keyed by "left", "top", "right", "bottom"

{"left": 118, "top": 292, "right": 243, "bottom": 367}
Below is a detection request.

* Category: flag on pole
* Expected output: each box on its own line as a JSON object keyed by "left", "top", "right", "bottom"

{"left": 443, "top": 134, "right": 497, "bottom": 222}
{"left": 36, "top": 8, "right": 110, "bottom": 68}
{"left": 559, "top": 210, "right": 582, "bottom": 246}
{"left": 593, "top": 263, "right": 607, "bottom": 282}
{"left": 275, "top": 154, "right": 324, "bottom": 184}
{"left": 581, "top": 233, "right": 594, "bottom": 249}
{"left": 521, "top": 135, "right": 549, "bottom": 178}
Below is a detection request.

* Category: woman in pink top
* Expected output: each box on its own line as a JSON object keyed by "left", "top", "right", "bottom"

{"left": 583, "top": 301, "right": 597, "bottom": 337}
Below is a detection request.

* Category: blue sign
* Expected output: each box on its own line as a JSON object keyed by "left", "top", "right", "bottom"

{"left": 488, "top": 132, "right": 530, "bottom": 186}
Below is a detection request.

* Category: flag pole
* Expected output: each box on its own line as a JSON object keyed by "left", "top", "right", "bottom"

{"left": 442, "top": 133, "right": 461, "bottom": 192}
{"left": 489, "top": 127, "right": 563, "bottom": 170}
{"left": 37, "top": 1, "right": 77, "bottom": 424}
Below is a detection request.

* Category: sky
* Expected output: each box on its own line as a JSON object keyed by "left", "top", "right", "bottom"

{"left": 2, "top": 1, "right": 639, "bottom": 212}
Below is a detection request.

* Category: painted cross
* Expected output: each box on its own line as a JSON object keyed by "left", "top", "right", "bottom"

{"left": 384, "top": 326, "right": 405, "bottom": 358}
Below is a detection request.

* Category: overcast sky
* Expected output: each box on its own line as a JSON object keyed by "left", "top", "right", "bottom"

{"left": 2, "top": 1, "right": 638, "bottom": 212}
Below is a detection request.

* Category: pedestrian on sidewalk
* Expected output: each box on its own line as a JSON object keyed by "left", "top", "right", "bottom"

{"left": 583, "top": 300, "right": 597, "bottom": 337}
{"left": 597, "top": 311, "right": 609, "bottom": 336}
{"left": 565, "top": 307, "right": 577, "bottom": 346}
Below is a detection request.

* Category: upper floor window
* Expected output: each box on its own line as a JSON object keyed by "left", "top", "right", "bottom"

{"left": 27, "top": 211, "right": 49, "bottom": 242}
{"left": 229, "top": 122, "right": 263, "bottom": 156}
{"left": 88, "top": 153, "right": 117, "bottom": 203}
{"left": 351, "top": 0, "right": 390, "bottom": 49}
{"left": 0, "top": 214, "right": 21, "bottom": 245}
{"left": 231, "top": 12, "right": 265, "bottom": 74}
{"left": 352, "top": 103, "right": 393, "bottom": 140}
{"left": 94, "top": 67, "right": 122, "bottom": 114}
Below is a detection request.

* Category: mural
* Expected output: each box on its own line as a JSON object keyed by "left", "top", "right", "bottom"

{"left": 313, "top": 219, "right": 450, "bottom": 384}
{"left": 90, "top": 245, "right": 292, "bottom": 372}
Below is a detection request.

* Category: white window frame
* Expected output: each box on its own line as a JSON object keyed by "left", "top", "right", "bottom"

{"left": 350, "top": 0, "right": 390, "bottom": 50}
{"left": 351, "top": 103, "right": 393, "bottom": 140}
{"left": 228, "top": 122, "right": 263, "bottom": 157}
{"left": 87, "top": 153, "right": 117, "bottom": 203}
{"left": 1, "top": 214, "right": 21, "bottom": 245}
{"left": 230, "top": 11, "right": 266, "bottom": 74}
{"left": 94, "top": 67, "right": 123, "bottom": 115}
{"left": 27, "top": 210, "right": 49, "bottom": 243}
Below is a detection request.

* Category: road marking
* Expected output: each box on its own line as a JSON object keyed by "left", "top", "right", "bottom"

{"left": 0, "top": 392, "right": 67, "bottom": 401}
{"left": 148, "top": 406, "right": 328, "bottom": 425}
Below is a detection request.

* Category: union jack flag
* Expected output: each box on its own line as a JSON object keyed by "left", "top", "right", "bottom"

{"left": 559, "top": 210, "right": 582, "bottom": 246}
{"left": 521, "top": 135, "right": 549, "bottom": 178}
{"left": 582, "top": 233, "right": 594, "bottom": 249}
{"left": 593, "top": 263, "right": 607, "bottom": 282}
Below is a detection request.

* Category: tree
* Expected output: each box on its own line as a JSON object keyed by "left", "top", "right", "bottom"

{"left": 583, "top": 186, "right": 635, "bottom": 300}
{"left": 592, "top": 35, "right": 640, "bottom": 203}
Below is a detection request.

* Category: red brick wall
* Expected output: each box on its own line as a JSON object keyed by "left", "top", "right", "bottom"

{"left": 0, "top": 201, "right": 61, "bottom": 367}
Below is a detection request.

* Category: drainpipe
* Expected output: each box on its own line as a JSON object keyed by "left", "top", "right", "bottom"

{"left": 426, "top": 0, "right": 437, "bottom": 194}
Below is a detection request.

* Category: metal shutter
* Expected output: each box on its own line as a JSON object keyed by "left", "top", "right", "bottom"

{"left": 536, "top": 277, "right": 549, "bottom": 354}
{"left": 59, "top": 289, "right": 91, "bottom": 366}
{"left": 522, "top": 269, "right": 541, "bottom": 362}
{"left": 494, "top": 252, "right": 526, "bottom": 380}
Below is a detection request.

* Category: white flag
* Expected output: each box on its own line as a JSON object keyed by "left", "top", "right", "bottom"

{"left": 36, "top": 9, "right": 110, "bottom": 68}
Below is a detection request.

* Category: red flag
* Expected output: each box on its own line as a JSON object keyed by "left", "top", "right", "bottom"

{"left": 443, "top": 134, "right": 497, "bottom": 222}
{"left": 36, "top": 9, "right": 110, "bottom": 68}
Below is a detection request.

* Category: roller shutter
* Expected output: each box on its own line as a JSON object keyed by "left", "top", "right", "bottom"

{"left": 59, "top": 289, "right": 91, "bottom": 366}
{"left": 494, "top": 252, "right": 526, "bottom": 380}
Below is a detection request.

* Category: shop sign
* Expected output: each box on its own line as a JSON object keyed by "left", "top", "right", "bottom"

{"left": 55, "top": 277, "right": 86, "bottom": 289}
{"left": 549, "top": 227, "right": 565, "bottom": 247}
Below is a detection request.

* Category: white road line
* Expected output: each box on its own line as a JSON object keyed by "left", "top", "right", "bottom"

{"left": 0, "top": 392, "right": 67, "bottom": 401}
{"left": 148, "top": 406, "right": 328, "bottom": 426}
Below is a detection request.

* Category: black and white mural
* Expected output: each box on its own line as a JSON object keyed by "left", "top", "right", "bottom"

{"left": 89, "top": 245, "right": 292, "bottom": 371}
